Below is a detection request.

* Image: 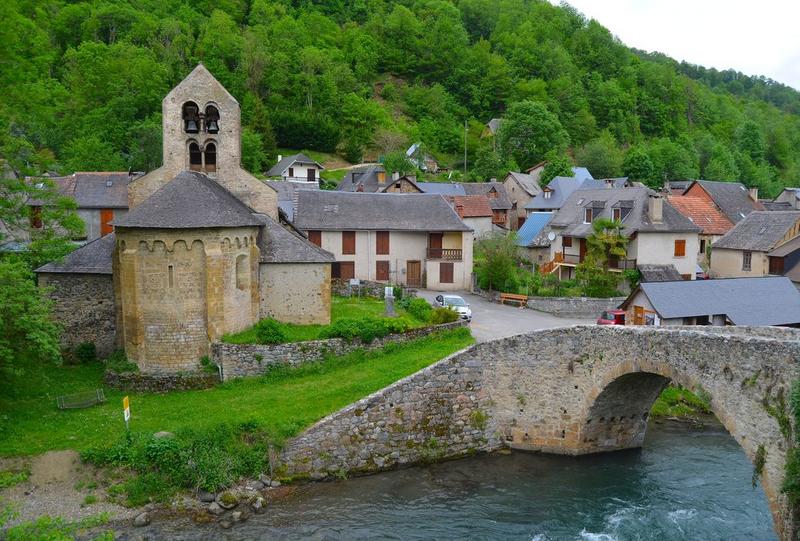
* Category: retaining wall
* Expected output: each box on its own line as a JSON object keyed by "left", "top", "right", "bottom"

{"left": 103, "top": 371, "right": 220, "bottom": 392}
{"left": 526, "top": 296, "right": 626, "bottom": 318}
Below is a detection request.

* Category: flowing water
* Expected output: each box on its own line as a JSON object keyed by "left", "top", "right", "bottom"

{"left": 120, "top": 420, "right": 775, "bottom": 540}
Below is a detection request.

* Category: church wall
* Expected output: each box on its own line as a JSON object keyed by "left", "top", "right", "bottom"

{"left": 38, "top": 273, "right": 118, "bottom": 358}
{"left": 260, "top": 263, "right": 331, "bottom": 325}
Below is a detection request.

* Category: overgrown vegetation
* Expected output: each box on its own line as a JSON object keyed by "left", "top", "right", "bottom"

{"left": 0, "top": 508, "right": 112, "bottom": 541}
{"left": 650, "top": 385, "right": 712, "bottom": 418}
{"left": 781, "top": 380, "right": 800, "bottom": 504}
{"left": 0, "top": 469, "right": 30, "bottom": 489}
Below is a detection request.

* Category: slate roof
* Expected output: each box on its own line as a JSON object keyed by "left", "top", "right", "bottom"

{"left": 550, "top": 187, "right": 701, "bottom": 238}
{"left": 452, "top": 195, "right": 492, "bottom": 218}
{"left": 266, "top": 153, "right": 323, "bottom": 177}
{"left": 294, "top": 191, "right": 471, "bottom": 232}
{"left": 259, "top": 215, "right": 334, "bottom": 264}
{"left": 35, "top": 233, "right": 115, "bottom": 274}
{"left": 712, "top": 211, "right": 800, "bottom": 252}
{"left": 525, "top": 177, "right": 607, "bottom": 211}
{"left": 637, "top": 264, "right": 683, "bottom": 282}
{"left": 571, "top": 167, "right": 594, "bottom": 180}
{"left": 417, "top": 182, "right": 466, "bottom": 196}
{"left": 460, "top": 182, "right": 512, "bottom": 210}
{"left": 335, "top": 164, "right": 386, "bottom": 192}
{"left": 264, "top": 181, "right": 320, "bottom": 222}
{"left": 113, "top": 171, "right": 262, "bottom": 229}
{"left": 691, "top": 180, "right": 764, "bottom": 223}
{"left": 763, "top": 201, "right": 794, "bottom": 211}
{"left": 516, "top": 212, "right": 554, "bottom": 247}
{"left": 506, "top": 171, "right": 540, "bottom": 196}
{"left": 769, "top": 234, "right": 800, "bottom": 258}
{"left": 667, "top": 195, "right": 734, "bottom": 235}
{"left": 620, "top": 277, "right": 800, "bottom": 326}
{"left": 31, "top": 172, "right": 142, "bottom": 208}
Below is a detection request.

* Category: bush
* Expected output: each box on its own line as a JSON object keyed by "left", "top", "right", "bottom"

{"left": 320, "top": 316, "right": 410, "bottom": 343}
{"left": 105, "top": 350, "right": 138, "bottom": 373}
{"left": 405, "top": 297, "right": 432, "bottom": 322}
{"left": 429, "top": 307, "right": 459, "bottom": 324}
{"left": 255, "top": 319, "right": 287, "bottom": 345}
{"left": 73, "top": 342, "right": 97, "bottom": 364}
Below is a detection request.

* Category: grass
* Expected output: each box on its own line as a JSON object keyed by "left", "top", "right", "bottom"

{"left": 650, "top": 385, "right": 712, "bottom": 417}
{"left": 0, "top": 328, "right": 474, "bottom": 457}
{"left": 0, "top": 469, "right": 30, "bottom": 489}
{"left": 222, "top": 295, "right": 426, "bottom": 344}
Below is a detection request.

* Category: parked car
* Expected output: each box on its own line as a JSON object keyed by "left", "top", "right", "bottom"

{"left": 434, "top": 294, "right": 472, "bottom": 322}
{"left": 695, "top": 264, "right": 709, "bottom": 280}
{"left": 597, "top": 309, "right": 625, "bottom": 325}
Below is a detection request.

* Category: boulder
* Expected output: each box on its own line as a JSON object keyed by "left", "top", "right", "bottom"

{"left": 198, "top": 490, "right": 216, "bottom": 503}
{"left": 208, "top": 502, "right": 224, "bottom": 516}
{"left": 133, "top": 512, "right": 150, "bottom": 527}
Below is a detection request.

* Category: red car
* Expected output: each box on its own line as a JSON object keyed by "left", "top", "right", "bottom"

{"left": 597, "top": 309, "right": 626, "bottom": 325}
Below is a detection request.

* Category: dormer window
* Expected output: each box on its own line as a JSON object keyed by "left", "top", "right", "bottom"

{"left": 612, "top": 208, "right": 621, "bottom": 221}
{"left": 205, "top": 105, "right": 220, "bottom": 133}
{"left": 584, "top": 208, "right": 593, "bottom": 224}
{"left": 182, "top": 102, "right": 200, "bottom": 133}
{"left": 544, "top": 190, "right": 552, "bottom": 199}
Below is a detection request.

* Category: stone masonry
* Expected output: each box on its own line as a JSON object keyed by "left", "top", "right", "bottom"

{"left": 278, "top": 325, "right": 800, "bottom": 540}
{"left": 212, "top": 321, "right": 467, "bottom": 380}
{"left": 526, "top": 296, "right": 626, "bottom": 318}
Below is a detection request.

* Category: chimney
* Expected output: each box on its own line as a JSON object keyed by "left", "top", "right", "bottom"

{"left": 392, "top": 171, "right": 400, "bottom": 181}
{"left": 648, "top": 194, "right": 663, "bottom": 224}
{"left": 377, "top": 171, "right": 386, "bottom": 184}
{"left": 749, "top": 187, "right": 759, "bottom": 201}
{"left": 605, "top": 178, "right": 613, "bottom": 189}
{"left": 456, "top": 204, "right": 464, "bottom": 218}
{"left": 277, "top": 154, "right": 282, "bottom": 162}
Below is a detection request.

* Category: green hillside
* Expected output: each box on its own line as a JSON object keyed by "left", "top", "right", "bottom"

{"left": 1, "top": 0, "right": 798, "bottom": 195}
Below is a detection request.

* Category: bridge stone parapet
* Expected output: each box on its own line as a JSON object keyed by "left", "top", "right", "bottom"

{"left": 279, "top": 325, "right": 800, "bottom": 539}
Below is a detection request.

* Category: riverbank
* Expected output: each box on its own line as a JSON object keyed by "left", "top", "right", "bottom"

{"left": 650, "top": 384, "right": 713, "bottom": 423}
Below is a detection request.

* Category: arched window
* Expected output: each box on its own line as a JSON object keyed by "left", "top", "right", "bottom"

{"left": 182, "top": 102, "right": 200, "bottom": 133}
{"left": 205, "top": 105, "right": 220, "bottom": 134}
{"left": 235, "top": 254, "right": 249, "bottom": 291}
{"left": 205, "top": 142, "right": 217, "bottom": 173}
{"left": 189, "top": 142, "right": 202, "bottom": 171}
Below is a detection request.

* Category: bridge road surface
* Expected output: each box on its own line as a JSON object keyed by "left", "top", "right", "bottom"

{"left": 415, "top": 290, "right": 594, "bottom": 343}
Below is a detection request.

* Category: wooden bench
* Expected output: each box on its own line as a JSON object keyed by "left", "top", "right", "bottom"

{"left": 499, "top": 293, "right": 528, "bottom": 307}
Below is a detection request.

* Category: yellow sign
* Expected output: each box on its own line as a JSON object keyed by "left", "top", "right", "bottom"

{"left": 123, "top": 396, "right": 131, "bottom": 423}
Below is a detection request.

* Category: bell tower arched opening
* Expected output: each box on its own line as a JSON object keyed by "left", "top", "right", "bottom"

{"left": 182, "top": 101, "right": 200, "bottom": 134}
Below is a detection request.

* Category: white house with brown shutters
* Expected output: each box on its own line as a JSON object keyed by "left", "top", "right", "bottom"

{"left": 293, "top": 191, "right": 474, "bottom": 291}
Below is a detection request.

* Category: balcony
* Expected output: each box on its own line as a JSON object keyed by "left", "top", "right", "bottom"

{"left": 427, "top": 248, "right": 462, "bottom": 260}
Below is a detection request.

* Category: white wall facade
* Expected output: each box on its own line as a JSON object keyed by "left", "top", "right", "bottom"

{"left": 280, "top": 163, "right": 320, "bottom": 182}
{"left": 463, "top": 216, "right": 493, "bottom": 239}
{"left": 633, "top": 232, "right": 700, "bottom": 278}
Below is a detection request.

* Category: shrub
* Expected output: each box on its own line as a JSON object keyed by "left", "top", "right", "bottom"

{"left": 320, "top": 316, "right": 410, "bottom": 343}
{"left": 405, "top": 297, "right": 432, "bottom": 322}
{"left": 392, "top": 285, "right": 404, "bottom": 300}
{"left": 73, "top": 342, "right": 97, "bottom": 364}
{"left": 429, "top": 307, "right": 459, "bottom": 324}
{"left": 255, "top": 319, "right": 287, "bottom": 345}
{"left": 105, "top": 350, "right": 138, "bottom": 373}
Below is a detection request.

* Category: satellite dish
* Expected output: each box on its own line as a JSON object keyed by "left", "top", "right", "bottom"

{"left": 547, "top": 232, "right": 556, "bottom": 241}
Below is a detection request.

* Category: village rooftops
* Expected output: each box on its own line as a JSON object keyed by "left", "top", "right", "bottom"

{"left": 687, "top": 180, "right": 764, "bottom": 223}
{"left": 506, "top": 171, "right": 540, "bottom": 196}
{"left": 712, "top": 210, "right": 800, "bottom": 252}
{"left": 112, "top": 170, "right": 262, "bottom": 229}
{"left": 667, "top": 195, "right": 734, "bottom": 235}
{"left": 525, "top": 177, "right": 608, "bottom": 211}
{"left": 515, "top": 212, "right": 554, "bottom": 248}
{"left": 637, "top": 264, "right": 683, "bottom": 282}
{"left": 451, "top": 195, "right": 492, "bottom": 218}
{"left": 35, "top": 233, "right": 116, "bottom": 275}
{"left": 30, "top": 172, "right": 142, "bottom": 209}
{"left": 266, "top": 153, "right": 324, "bottom": 177}
{"left": 460, "top": 181, "right": 512, "bottom": 210}
{"left": 259, "top": 216, "right": 335, "bottom": 264}
{"left": 294, "top": 191, "right": 471, "bottom": 232}
{"left": 550, "top": 186, "right": 700, "bottom": 238}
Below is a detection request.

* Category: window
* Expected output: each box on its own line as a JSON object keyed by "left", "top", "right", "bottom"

{"left": 674, "top": 239, "right": 686, "bottom": 257}
{"left": 376, "top": 231, "right": 390, "bottom": 255}
{"left": 235, "top": 254, "right": 249, "bottom": 290}
{"left": 182, "top": 102, "right": 200, "bottom": 133}
{"left": 544, "top": 190, "right": 552, "bottom": 199}
{"left": 699, "top": 239, "right": 706, "bottom": 254}
{"left": 307, "top": 230, "right": 321, "bottom": 247}
{"left": 288, "top": 167, "right": 294, "bottom": 178}
{"left": 204, "top": 142, "right": 216, "bottom": 173}
{"left": 742, "top": 250, "right": 752, "bottom": 271}
{"left": 204, "top": 105, "right": 219, "bottom": 133}
{"left": 583, "top": 208, "right": 593, "bottom": 224}
{"left": 342, "top": 231, "right": 356, "bottom": 255}
{"left": 376, "top": 261, "right": 390, "bottom": 281}
{"left": 563, "top": 236, "right": 573, "bottom": 248}
{"left": 30, "top": 206, "right": 42, "bottom": 229}
{"left": 440, "top": 262, "right": 454, "bottom": 284}
{"left": 612, "top": 208, "right": 621, "bottom": 222}
{"left": 168, "top": 265, "right": 175, "bottom": 288}
{"left": 189, "top": 142, "right": 202, "bottom": 171}
{"left": 333, "top": 261, "right": 355, "bottom": 280}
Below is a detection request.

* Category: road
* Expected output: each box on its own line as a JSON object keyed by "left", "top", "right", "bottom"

{"left": 415, "top": 290, "right": 594, "bottom": 343}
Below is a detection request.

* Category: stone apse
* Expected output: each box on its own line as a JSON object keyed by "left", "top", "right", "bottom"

{"left": 280, "top": 326, "right": 800, "bottom": 539}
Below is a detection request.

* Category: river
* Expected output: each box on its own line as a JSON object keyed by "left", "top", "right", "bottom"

{"left": 121, "top": 420, "right": 775, "bottom": 540}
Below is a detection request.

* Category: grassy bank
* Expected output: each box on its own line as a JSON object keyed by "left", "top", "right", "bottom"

{"left": 0, "top": 328, "right": 473, "bottom": 457}
{"left": 650, "top": 385, "right": 712, "bottom": 418}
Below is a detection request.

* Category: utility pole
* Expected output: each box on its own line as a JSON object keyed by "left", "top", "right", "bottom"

{"left": 464, "top": 119, "right": 468, "bottom": 175}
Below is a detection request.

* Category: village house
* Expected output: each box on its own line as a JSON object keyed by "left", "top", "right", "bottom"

{"left": 35, "top": 64, "right": 334, "bottom": 372}
{"left": 620, "top": 276, "right": 800, "bottom": 327}
{"left": 504, "top": 165, "right": 594, "bottom": 230}
{"left": 710, "top": 210, "right": 800, "bottom": 279}
{"left": 264, "top": 179, "right": 320, "bottom": 222}
{"left": 524, "top": 175, "right": 621, "bottom": 215}
{"left": 265, "top": 153, "right": 324, "bottom": 182}
{"left": 293, "top": 191, "right": 473, "bottom": 291}
{"left": 515, "top": 211, "right": 554, "bottom": 264}
{"left": 540, "top": 187, "right": 701, "bottom": 280}
{"left": 461, "top": 181, "right": 512, "bottom": 229}
{"left": 450, "top": 195, "right": 493, "bottom": 239}
{"left": 774, "top": 188, "right": 800, "bottom": 210}
{"left": 667, "top": 193, "right": 733, "bottom": 267}
{"left": 682, "top": 180, "right": 764, "bottom": 224}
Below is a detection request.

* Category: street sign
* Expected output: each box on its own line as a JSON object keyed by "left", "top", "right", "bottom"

{"left": 123, "top": 396, "right": 131, "bottom": 427}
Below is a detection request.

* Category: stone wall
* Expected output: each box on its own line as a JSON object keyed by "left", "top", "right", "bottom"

{"left": 38, "top": 273, "right": 118, "bottom": 358}
{"left": 526, "top": 296, "right": 626, "bottom": 318}
{"left": 331, "top": 278, "right": 416, "bottom": 299}
{"left": 260, "top": 263, "right": 331, "bottom": 325}
{"left": 212, "top": 321, "right": 467, "bottom": 380}
{"left": 103, "top": 370, "right": 219, "bottom": 392}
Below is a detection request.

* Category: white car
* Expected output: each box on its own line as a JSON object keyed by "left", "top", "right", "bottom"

{"left": 434, "top": 294, "right": 472, "bottom": 322}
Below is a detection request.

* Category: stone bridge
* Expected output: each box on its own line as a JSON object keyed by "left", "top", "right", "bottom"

{"left": 279, "top": 325, "right": 800, "bottom": 539}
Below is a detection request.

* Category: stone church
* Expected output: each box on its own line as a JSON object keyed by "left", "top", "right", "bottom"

{"left": 36, "top": 65, "right": 334, "bottom": 373}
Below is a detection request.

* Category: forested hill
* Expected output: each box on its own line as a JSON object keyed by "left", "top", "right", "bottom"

{"left": 2, "top": 0, "right": 799, "bottom": 196}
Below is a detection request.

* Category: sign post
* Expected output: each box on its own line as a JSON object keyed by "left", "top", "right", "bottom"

{"left": 123, "top": 396, "right": 131, "bottom": 432}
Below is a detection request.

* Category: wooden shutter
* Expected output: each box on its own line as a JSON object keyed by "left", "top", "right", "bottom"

{"left": 376, "top": 231, "right": 390, "bottom": 255}
{"left": 376, "top": 261, "right": 390, "bottom": 281}
{"left": 307, "top": 230, "right": 321, "bottom": 247}
{"left": 100, "top": 209, "right": 114, "bottom": 237}
{"left": 674, "top": 239, "right": 686, "bottom": 257}
{"left": 562, "top": 236, "right": 572, "bottom": 248}
{"left": 440, "top": 262, "right": 454, "bottom": 284}
{"left": 342, "top": 231, "right": 356, "bottom": 255}
{"left": 340, "top": 262, "right": 355, "bottom": 280}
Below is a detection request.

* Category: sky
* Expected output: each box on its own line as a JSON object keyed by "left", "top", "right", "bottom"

{"left": 556, "top": 1, "right": 800, "bottom": 90}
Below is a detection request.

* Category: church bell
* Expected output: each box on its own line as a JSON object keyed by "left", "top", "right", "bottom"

{"left": 206, "top": 119, "right": 219, "bottom": 133}
{"left": 185, "top": 119, "right": 199, "bottom": 133}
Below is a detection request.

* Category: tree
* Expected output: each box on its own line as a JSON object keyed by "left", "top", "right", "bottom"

{"left": 576, "top": 218, "right": 627, "bottom": 297}
{"left": 575, "top": 131, "right": 623, "bottom": 178}
{"left": 539, "top": 151, "right": 573, "bottom": 185}
{"left": 496, "top": 101, "right": 569, "bottom": 170}
{"left": 382, "top": 150, "right": 415, "bottom": 176}
{"left": 0, "top": 259, "right": 62, "bottom": 374}
{"left": 62, "top": 136, "right": 126, "bottom": 173}
{"left": 622, "top": 147, "right": 656, "bottom": 185}
{"left": 475, "top": 233, "right": 518, "bottom": 292}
